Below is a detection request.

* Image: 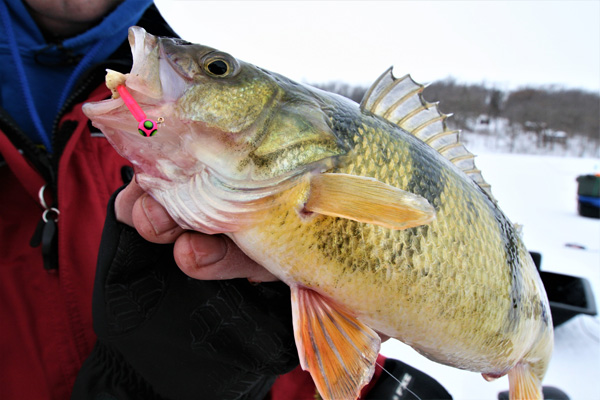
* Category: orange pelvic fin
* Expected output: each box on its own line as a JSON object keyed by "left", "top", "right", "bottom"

{"left": 507, "top": 362, "right": 543, "bottom": 400}
{"left": 290, "top": 285, "right": 381, "bottom": 400}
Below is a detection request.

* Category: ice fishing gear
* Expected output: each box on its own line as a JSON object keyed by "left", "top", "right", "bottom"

{"left": 116, "top": 84, "right": 162, "bottom": 137}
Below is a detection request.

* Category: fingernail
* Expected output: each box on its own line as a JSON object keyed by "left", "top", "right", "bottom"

{"left": 141, "top": 195, "right": 177, "bottom": 235}
{"left": 191, "top": 234, "right": 227, "bottom": 266}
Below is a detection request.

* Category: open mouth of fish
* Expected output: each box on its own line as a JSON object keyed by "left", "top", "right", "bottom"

{"left": 84, "top": 26, "right": 187, "bottom": 129}
{"left": 82, "top": 27, "right": 197, "bottom": 181}
{"left": 83, "top": 26, "right": 314, "bottom": 191}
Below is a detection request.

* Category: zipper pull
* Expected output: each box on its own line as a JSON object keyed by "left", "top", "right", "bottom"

{"left": 30, "top": 217, "right": 46, "bottom": 247}
{"left": 41, "top": 217, "right": 58, "bottom": 270}
{"left": 30, "top": 208, "right": 60, "bottom": 270}
{"left": 29, "top": 185, "right": 60, "bottom": 270}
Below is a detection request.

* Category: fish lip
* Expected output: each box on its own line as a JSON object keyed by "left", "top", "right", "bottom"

{"left": 125, "top": 26, "right": 163, "bottom": 101}
{"left": 84, "top": 27, "right": 171, "bottom": 121}
{"left": 82, "top": 96, "right": 123, "bottom": 119}
{"left": 125, "top": 26, "right": 189, "bottom": 104}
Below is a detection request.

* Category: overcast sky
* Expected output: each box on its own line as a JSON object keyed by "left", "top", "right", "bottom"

{"left": 153, "top": 1, "right": 600, "bottom": 93}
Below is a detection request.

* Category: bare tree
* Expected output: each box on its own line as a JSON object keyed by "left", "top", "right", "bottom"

{"left": 505, "top": 87, "right": 600, "bottom": 152}
{"left": 314, "top": 77, "right": 599, "bottom": 156}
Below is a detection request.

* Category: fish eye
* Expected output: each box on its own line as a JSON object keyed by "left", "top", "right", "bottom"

{"left": 206, "top": 59, "right": 230, "bottom": 76}
{"left": 201, "top": 52, "right": 238, "bottom": 78}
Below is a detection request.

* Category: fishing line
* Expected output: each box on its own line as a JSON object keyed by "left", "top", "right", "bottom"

{"left": 374, "top": 360, "right": 423, "bottom": 400}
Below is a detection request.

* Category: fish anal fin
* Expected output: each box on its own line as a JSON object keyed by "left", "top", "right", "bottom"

{"left": 291, "top": 285, "right": 380, "bottom": 400}
{"left": 507, "top": 362, "right": 543, "bottom": 400}
{"left": 306, "top": 173, "right": 435, "bottom": 230}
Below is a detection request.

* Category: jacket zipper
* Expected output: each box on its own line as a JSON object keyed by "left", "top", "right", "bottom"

{"left": 1, "top": 65, "right": 112, "bottom": 270}
{"left": 0, "top": 110, "right": 59, "bottom": 269}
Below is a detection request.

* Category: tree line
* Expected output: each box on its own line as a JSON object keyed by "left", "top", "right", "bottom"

{"left": 314, "top": 78, "right": 599, "bottom": 155}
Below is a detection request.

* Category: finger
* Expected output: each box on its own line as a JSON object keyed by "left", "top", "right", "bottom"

{"left": 114, "top": 179, "right": 145, "bottom": 226}
{"left": 174, "top": 233, "right": 279, "bottom": 282}
{"left": 131, "top": 193, "right": 185, "bottom": 244}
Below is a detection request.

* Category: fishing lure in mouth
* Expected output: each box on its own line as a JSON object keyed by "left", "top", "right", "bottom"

{"left": 116, "top": 84, "right": 162, "bottom": 137}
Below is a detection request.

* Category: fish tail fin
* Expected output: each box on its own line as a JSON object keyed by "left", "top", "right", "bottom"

{"left": 291, "top": 285, "right": 381, "bottom": 400}
{"left": 507, "top": 362, "right": 543, "bottom": 400}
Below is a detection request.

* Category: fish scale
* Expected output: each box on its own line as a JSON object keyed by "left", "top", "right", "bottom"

{"left": 245, "top": 108, "right": 549, "bottom": 394}
{"left": 246, "top": 113, "right": 524, "bottom": 365}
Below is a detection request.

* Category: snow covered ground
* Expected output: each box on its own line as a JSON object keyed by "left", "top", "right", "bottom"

{"left": 381, "top": 151, "right": 600, "bottom": 399}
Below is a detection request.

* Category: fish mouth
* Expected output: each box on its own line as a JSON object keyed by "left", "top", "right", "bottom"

{"left": 84, "top": 26, "right": 186, "bottom": 121}
{"left": 83, "top": 27, "right": 304, "bottom": 190}
{"left": 82, "top": 27, "right": 193, "bottom": 181}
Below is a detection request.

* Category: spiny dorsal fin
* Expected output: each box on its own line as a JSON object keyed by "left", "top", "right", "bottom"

{"left": 360, "top": 67, "right": 495, "bottom": 200}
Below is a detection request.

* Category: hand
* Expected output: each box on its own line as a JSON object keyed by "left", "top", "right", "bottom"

{"left": 74, "top": 181, "right": 298, "bottom": 398}
{"left": 114, "top": 178, "right": 278, "bottom": 282}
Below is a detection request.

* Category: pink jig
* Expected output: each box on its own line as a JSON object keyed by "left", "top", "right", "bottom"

{"left": 116, "top": 84, "right": 159, "bottom": 137}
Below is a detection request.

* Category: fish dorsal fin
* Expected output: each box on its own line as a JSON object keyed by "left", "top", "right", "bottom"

{"left": 360, "top": 67, "right": 494, "bottom": 200}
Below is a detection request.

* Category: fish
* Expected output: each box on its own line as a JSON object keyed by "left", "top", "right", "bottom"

{"left": 84, "top": 26, "right": 554, "bottom": 400}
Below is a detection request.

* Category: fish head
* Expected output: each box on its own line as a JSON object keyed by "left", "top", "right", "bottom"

{"left": 85, "top": 26, "right": 281, "bottom": 184}
{"left": 84, "top": 26, "right": 349, "bottom": 231}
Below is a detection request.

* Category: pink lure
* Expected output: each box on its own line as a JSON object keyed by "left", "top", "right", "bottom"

{"left": 116, "top": 84, "right": 158, "bottom": 137}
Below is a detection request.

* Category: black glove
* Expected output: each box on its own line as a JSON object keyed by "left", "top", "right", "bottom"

{"left": 72, "top": 189, "right": 299, "bottom": 400}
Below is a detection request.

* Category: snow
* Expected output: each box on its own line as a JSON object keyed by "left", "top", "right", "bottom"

{"left": 381, "top": 151, "right": 600, "bottom": 399}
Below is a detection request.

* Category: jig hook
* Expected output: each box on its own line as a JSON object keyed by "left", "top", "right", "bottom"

{"left": 116, "top": 84, "right": 162, "bottom": 137}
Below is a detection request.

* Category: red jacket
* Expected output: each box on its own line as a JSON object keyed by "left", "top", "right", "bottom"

{"left": 0, "top": 83, "right": 130, "bottom": 399}
{"left": 0, "top": 5, "right": 192, "bottom": 398}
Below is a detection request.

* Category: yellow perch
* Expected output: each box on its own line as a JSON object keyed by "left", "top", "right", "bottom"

{"left": 84, "top": 27, "right": 553, "bottom": 400}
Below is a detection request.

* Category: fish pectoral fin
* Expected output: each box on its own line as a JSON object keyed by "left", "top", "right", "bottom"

{"left": 306, "top": 173, "right": 436, "bottom": 230}
{"left": 507, "top": 362, "right": 543, "bottom": 400}
{"left": 291, "top": 285, "right": 380, "bottom": 400}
